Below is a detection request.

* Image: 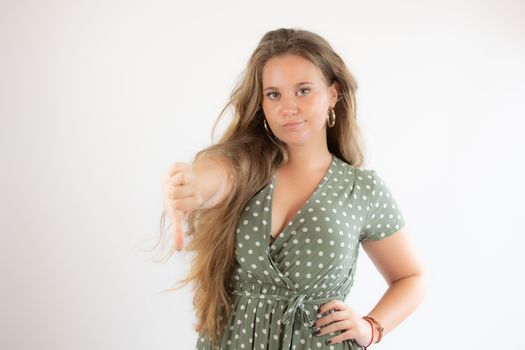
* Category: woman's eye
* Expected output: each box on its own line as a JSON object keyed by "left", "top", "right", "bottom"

{"left": 266, "top": 92, "right": 279, "bottom": 99}
{"left": 265, "top": 88, "right": 310, "bottom": 100}
{"left": 298, "top": 87, "right": 311, "bottom": 96}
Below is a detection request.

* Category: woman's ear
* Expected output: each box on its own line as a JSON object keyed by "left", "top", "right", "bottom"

{"left": 329, "top": 81, "right": 340, "bottom": 106}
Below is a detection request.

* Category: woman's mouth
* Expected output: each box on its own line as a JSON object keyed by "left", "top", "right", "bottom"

{"left": 283, "top": 121, "right": 304, "bottom": 129}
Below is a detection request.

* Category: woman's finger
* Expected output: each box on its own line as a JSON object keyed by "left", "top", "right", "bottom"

{"left": 314, "top": 318, "right": 352, "bottom": 337}
{"left": 168, "top": 162, "right": 191, "bottom": 177}
{"left": 170, "top": 195, "right": 204, "bottom": 212}
{"left": 325, "top": 328, "right": 357, "bottom": 346}
{"left": 314, "top": 309, "right": 348, "bottom": 329}
{"left": 167, "top": 181, "right": 197, "bottom": 200}
{"left": 173, "top": 209, "right": 185, "bottom": 251}
{"left": 319, "top": 300, "right": 348, "bottom": 314}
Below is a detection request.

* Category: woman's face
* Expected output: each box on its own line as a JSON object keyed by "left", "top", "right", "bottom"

{"left": 261, "top": 54, "right": 338, "bottom": 147}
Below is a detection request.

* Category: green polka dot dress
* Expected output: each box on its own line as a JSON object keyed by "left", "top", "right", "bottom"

{"left": 196, "top": 155, "right": 405, "bottom": 350}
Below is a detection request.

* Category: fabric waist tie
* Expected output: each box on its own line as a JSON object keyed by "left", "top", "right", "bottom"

{"left": 230, "top": 280, "right": 346, "bottom": 349}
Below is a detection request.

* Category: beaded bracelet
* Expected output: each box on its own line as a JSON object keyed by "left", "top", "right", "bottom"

{"left": 362, "top": 316, "right": 384, "bottom": 344}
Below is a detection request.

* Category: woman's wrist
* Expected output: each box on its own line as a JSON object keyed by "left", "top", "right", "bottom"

{"left": 354, "top": 317, "right": 374, "bottom": 348}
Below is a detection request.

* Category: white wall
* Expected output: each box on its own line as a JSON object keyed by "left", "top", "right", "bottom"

{"left": 1, "top": 0, "right": 524, "bottom": 349}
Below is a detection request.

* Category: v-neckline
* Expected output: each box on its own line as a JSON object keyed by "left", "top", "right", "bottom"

{"left": 266, "top": 154, "right": 337, "bottom": 248}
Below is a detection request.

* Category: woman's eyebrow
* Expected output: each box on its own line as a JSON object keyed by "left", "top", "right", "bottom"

{"left": 263, "top": 81, "right": 313, "bottom": 91}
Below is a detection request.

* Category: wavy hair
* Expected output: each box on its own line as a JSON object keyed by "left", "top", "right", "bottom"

{"left": 156, "top": 27, "right": 364, "bottom": 347}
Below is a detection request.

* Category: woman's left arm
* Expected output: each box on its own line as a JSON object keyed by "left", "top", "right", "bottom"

{"left": 360, "top": 226, "right": 428, "bottom": 341}
{"left": 313, "top": 227, "right": 427, "bottom": 346}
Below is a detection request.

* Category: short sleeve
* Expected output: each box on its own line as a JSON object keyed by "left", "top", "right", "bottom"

{"left": 359, "top": 170, "right": 405, "bottom": 241}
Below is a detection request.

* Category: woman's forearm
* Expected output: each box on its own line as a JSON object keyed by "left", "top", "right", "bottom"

{"left": 366, "top": 273, "right": 427, "bottom": 342}
{"left": 191, "top": 156, "right": 233, "bottom": 209}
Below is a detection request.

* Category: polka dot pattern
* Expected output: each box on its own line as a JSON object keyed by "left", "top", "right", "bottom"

{"left": 358, "top": 170, "right": 405, "bottom": 241}
{"left": 196, "top": 155, "right": 405, "bottom": 349}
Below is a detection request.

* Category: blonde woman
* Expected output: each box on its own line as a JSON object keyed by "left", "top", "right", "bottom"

{"left": 160, "top": 28, "right": 426, "bottom": 350}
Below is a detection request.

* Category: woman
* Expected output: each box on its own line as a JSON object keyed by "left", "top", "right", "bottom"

{"left": 160, "top": 28, "right": 426, "bottom": 350}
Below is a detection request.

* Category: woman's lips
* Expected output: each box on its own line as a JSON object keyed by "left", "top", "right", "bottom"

{"left": 283, "top": 121, "right": 304, "bottom": 129}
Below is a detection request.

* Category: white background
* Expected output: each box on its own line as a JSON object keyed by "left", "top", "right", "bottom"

{"left": 1, "top": 0, "right": 524, "bottom": 349}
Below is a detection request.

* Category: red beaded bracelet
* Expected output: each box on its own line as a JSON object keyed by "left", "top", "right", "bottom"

{"left": 363, "top": 316, "right": 384, "bottom": 343}
{"left": 362, "top": 318, "right": 374, "bottom": 349}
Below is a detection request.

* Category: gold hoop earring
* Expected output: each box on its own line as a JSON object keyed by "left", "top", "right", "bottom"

{"left": 263, "top": 118, "right": 279, "bottom": 144}
{"left": 263, "top": 118, "right": 270, "bottom": 133}
{"left": 327, "top": 107, "right": 336, "bottom": 128}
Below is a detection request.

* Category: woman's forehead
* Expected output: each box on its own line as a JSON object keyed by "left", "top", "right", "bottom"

{"left": 262, "top": 55, "right": 324, "bottom": 87}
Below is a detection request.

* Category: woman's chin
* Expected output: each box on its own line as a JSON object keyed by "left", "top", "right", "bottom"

{"left": 279, "top": 136, "right": 311, "bottom": 147}
{"left": 276, "top": 129, "right": 325, "bottom": 147}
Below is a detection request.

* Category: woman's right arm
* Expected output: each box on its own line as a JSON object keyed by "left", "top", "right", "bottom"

{"left": 163, "top": 156, "right": 233, "bottom": 208}
{"left": 188, "top": 156, "right": 233, "bottom": 209}
{"left": 162, "top": 156, "right": 233, "bottom": 250}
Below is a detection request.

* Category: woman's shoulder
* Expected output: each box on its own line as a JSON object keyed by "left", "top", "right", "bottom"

{"left": 333, "top": 155, "right": 375, "bottom": 188}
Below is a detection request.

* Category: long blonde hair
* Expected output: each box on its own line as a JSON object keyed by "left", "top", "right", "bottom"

{"left": 157, "top": 27, "right": 365, "bottom": 347}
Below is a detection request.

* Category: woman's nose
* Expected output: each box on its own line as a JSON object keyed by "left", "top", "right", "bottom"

{"left": 281, "top": 95, "right": 298, "bottom": 115}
